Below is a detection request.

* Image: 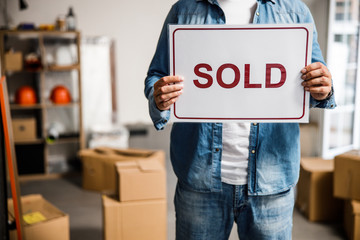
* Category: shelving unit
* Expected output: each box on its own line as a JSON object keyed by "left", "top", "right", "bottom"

{"left": 0, "top": 30, "right": 84, "bottom": 178}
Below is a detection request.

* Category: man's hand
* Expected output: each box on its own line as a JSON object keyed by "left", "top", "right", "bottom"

{"left": 153, "top": 75, "right": 184, "bottom": 110}
{"left": 301, "top": 62, "right": 332, "bottom": 101}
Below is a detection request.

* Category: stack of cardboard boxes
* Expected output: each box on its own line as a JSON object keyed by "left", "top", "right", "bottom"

{"left": 296, "top": 151, "right": 360, "bottom": 240}
{"left": 334, "top": 151, "right": 360, "bottom": 240}
{"left": 79, "top": 147, "right": 167, "bottom": 240}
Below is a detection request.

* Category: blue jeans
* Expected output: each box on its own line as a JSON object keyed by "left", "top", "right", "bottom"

{"left": 174, "top": 182, "right": 294, "bottom": 240}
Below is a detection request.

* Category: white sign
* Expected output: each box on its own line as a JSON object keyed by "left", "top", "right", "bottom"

{"left": 169, "top": 24, "right": 313, "bottom": 123}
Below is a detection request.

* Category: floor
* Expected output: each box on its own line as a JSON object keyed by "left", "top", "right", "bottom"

{"left": 15, "top": 124, "right": 347, "bottom": 239}
{"left": 17, "top": 166, "right": 347, "bottom": 240}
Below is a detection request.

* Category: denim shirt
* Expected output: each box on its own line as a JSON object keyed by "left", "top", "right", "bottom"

{"left": 144, "top": 0, "right": 336, "bottom": 195}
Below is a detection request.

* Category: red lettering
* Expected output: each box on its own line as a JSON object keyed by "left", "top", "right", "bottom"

{"left": 244, "top": 64, "right": 262, "bottom": 88}
{"left": 216, "top": 64, "right": 240, "bottom": 89}
{"left": 193, "top": 63, "right": 287, "bottom": 89}
{"left": 266, "top": 64, "right": 287, "bottom": 88}
{"left": 193, "top": 63, "right": 213, "bottom": 88}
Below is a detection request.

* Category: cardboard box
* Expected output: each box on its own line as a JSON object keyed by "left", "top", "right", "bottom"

{"left": 296, "top": 158, "right": 343, "bottom": 221}
{"left": 12, "top": 118, "right": 37, "bottom": 141}
{"left": 8, "top": 194, "right": 69, "bottom": 240}
{"left": 344, "top": 200, "right": 360, "bottom": 240}
{"left": 334, "top": 150, "right": 360, "bottom": 200}
{"left": 79, "top": 147, "right": 165, "bottom": 193}
{"left": 5, "top": 51, "right": 23, "bottom": 71}
{"left": 116, "top": 159, "right": 166, "bottom": 202}
{"left": 102, "top": 195, "right": 167, "bottom": 240}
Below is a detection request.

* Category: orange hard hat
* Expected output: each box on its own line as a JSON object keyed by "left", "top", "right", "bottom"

{"left": 15, "top": 86, "right": 37, "bottom": 105}
{"left": 50, "top": 85, "right": 71, "bottom": 104}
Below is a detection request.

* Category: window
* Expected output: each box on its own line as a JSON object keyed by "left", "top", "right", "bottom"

{"left": 321, "top": 0, "right": 360, "bottom": 158}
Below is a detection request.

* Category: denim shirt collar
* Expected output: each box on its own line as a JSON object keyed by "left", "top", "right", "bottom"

{"left": 196, "top": 0, "right": 275, "bottom": 4}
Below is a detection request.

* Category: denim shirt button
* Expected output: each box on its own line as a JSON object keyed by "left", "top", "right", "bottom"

{"left": 215, "top": 148, "right": 220, "bottom": 152}
{"left": 331, "top": 104, "right": 334, "bottom": 108}
{"left": 256, "top": 12, "right": 260, "bottom": 16}
{"left": 251, "top": 150, "right": 256, "bottom": 154}
{"left": 163, "top": 119, "right": 168, "bottom": 123}
{"left": 253, "top": 123, "right": 257, "bottom": 126}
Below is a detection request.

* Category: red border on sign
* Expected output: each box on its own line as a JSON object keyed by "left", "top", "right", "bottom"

{"left": 172, "top": 27, "right": 309, "bottom": 121}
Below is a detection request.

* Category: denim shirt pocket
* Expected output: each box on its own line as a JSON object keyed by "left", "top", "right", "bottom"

{"left": 273, "top": 10, "right": 304, "bottom": 24}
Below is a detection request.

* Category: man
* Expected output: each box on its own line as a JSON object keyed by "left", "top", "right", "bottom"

{"left": 144, "top": 0, "right": 336, "bottom": 239}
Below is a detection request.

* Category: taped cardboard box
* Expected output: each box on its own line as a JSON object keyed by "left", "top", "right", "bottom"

{"left": 12, "top": 118, "right": 37, "bottom": 142}
{"left": 334, "top": 150, "right": 360, "bottom": 200}
{"left": 296, "top": 158, "right": 343, "bottom": 222}
{"left": 102, "top": 195, "right": 167, "bottom": 240}
{"left": 8, "top": 194, "right": 69, "bottom": 240}
{"left": 79, "top": 147, "right": 165, "bottom": 193}
{"left": 116, "top": 159, "right": 166, "bottom": 202}
{"left": 344, "top": 200, "right": 360, "bottom": 240}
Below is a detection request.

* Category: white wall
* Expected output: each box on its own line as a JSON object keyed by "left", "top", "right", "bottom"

{"left": 2, "top": 0, "right": 329, "bottom": 125}
{"left": 303, "top": 0, "right": 329, "bottom": 59}
{"left": 2, "top": 0, "right": 176, "bottom": 124}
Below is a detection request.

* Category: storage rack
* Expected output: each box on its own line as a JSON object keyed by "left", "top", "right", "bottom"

{"left": 0, "top": 30, "right": 84, "bottom": 179}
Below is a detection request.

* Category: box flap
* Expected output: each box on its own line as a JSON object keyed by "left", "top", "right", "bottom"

{"left": 346, "top": 150, "right": 360, "bottom": 157}
{"left": 78, "top": 148, "right": 100, "bottom": 158}
{"left": 79, "top": 147, "right": 155, "bottom": 160}
{"left": 116, "top": 159, "right": 163, "bottom": 172}
{"left": 301, "top": 158, "right": 334, "bottom": 172}
{"left": 8, "top": 194, "right": 42, "bottom": 215}
{"left": 336, "top": 150, "right": 360, "bottom": 162}
{"left": 8, "top": 194, "right": 67, "bottom": 227}
{"left": 94, "top": 147, "right": 115, "bottom": 155}
{"left": 115, "top": 161, "right": 137, "bottom": 169}
{"left": 112, "top": 148, "right": 154, "bottom": 158}
{"left": 138, "top": 159, "right": 163, "bottom": 172}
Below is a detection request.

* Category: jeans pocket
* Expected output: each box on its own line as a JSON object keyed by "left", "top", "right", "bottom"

{"left": 268, "top": 187, "right": 293, "bottom": 199}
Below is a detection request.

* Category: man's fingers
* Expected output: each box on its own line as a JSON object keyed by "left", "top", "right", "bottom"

{"left": 305, "top": 86, "right": 331, "bottom": 95}
{"left": 301, "top": 63, "right": 331, "bottom": 79}
{"left": 301, "top": 62, "right": 333, "bottom": 101}
{"left": 153, "top": 75, "right": 184, "bottom": 111}
{"left": 155, "top": 75, "right": 184, "bottom": 88}
{"left": 156, "top": 89, "right": 183, "bottom": 103}
{"left": 301, "top": 62, "right": 323, "bottom": 73}
{"left": 154, "top": 83, "right": 183, "bottom": 97}
{"left": 158, "top": 96, "right": 180, "bottom": 110}
{"left": 301, "top": 69, "right": 325, "bottom": 81}
{"left": 302, "top": 76, "right": 331, "bottom": 88}
{"left": 164, "top": 75, "right": 184, "bottom": 84}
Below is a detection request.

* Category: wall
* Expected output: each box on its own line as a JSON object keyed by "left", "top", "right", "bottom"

{"left": 302, "top": 0, "right": 330, "bottom": 157}
{"left": 1, "top": 0, "right": 176, "bottom": 124}
{"left": 1, "top": 0, "right": 329, "bottom": 126}
{"left": 303, "top": 0, "right": 329, "bottom": 59}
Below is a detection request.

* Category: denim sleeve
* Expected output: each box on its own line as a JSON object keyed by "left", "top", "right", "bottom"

{"left": 144, "top": 4, "right": 178, "bottom": 130}
{"left": 302, "top": 3, "right": 336, "bottom": 109}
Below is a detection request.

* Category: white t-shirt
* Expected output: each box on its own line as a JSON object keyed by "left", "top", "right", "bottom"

{"left": 218, "top": 0, "right": 257, "bottom": 24}
{"left": 218, "top": 0, "right": 257, "bottom": 185}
